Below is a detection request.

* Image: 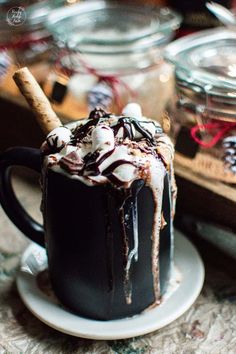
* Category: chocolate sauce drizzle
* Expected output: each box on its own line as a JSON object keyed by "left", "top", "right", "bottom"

{"left": 102, "top": 160, "right": 134, "bottom": 187}
{"left": 72, "top": 115, "right": 162, "bottom": 145}
{"left": 46, "top": 135, "right": 62, "bottom": 154}
{"left": 112, "top": 117, "right": 135, "bottom": 140}
{"left": 83, "top": 149, "right": 115, "bottom": 176}
{"left": 73, "top": 118, "right": 100, "bottom": 141}
{"left": 67, "top": 115, "right": 163, "bottom": 185}
{"left": 59, "top": 151, "right": 83, "bottom": 175}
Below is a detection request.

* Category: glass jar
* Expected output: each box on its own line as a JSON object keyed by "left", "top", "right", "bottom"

{"left": 44, "top": 1, "right": 181, "bottom": 121}
{"left": 165, "top": 28, "right": 236, "bottom": 184}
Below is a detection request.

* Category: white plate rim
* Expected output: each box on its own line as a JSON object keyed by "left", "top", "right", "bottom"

{"left": 16, "top": 231, "right": 205, "bottom": 340}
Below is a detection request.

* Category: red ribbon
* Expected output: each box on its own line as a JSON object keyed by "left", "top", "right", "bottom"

{"left": 191, "top": 121, "right": 236, "bottom": 148}
{"left": 97, "top": 75, "right": 135, "bottom": 110}
{"left": 55, "top": 49, "right": 136, "bottom": 109}
{"left": 0, "top": 35, "right": 51, "bottom": 51}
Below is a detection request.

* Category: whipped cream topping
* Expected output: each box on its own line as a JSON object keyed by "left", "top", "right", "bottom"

{"left": 41, "top": 106, "right": 173, "bottom": 188}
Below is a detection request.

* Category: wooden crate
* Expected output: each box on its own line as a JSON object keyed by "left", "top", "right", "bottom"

{"left": 175, "top": 160, "right": 236, "bottom": 232}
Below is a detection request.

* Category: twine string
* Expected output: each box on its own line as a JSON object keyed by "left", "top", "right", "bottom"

{"left": 54, "top": 48, "right": 138, "bottom": 109}
{"left": 191, "top": 121, "right": 236, "bottom": 148}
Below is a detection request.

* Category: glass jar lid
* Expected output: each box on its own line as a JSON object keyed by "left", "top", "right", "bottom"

{"left": 47, "top": 0, "right": 181, "bottom": 54}
{"left": 164, "top": 28, "right": 236, "bottom": 118}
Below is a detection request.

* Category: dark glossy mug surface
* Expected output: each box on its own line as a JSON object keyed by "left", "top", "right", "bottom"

{"left": 44, "top": 169, "right": 172, "bottom": 320}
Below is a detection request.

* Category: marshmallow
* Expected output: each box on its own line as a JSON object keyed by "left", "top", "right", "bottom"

{"left": 91, "top": 125, "right": 115, "bottom": 152}
{"left": 122, "top": 103, "right": 142, "bottom": 119}
{"left": 134, "top": 119, "right": 158, "bottom": 140}
{"left": 46, "top": 126, "right": 72, "bottom": 149}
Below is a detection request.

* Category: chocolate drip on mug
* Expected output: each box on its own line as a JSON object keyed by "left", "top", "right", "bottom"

{"left": 123, "top": 180, "right": 145, "bottom": 304}
{"left": 126, "top": 182, "right": 144, "bottom": 263}
{"left": 115, "top": 187, "right": 132, "bottom": 304}
{"left": 110, "top": 180, "right": 144, "bottom": 305}
{"left": 146, "top": 163, "right": 166, "bottom": 305}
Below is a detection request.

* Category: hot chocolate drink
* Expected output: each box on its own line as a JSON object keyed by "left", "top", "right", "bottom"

{"left": 39, "top": 103, "right": 177, "bottom": 318}
{"left": 0, "top": 69, "right": 177, "bottom": 320}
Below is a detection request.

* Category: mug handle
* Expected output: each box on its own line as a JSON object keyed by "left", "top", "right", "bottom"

{"left": 0, "top": 147, "right": 44, "bottom": 247}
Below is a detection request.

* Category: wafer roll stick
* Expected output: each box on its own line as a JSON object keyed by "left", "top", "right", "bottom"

{"left": 13, "top": 67, "right": 62, "bottom": 135}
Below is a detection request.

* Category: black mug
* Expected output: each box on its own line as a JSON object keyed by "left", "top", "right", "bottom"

{"left": 0, "top": 147, "right": 172, "bottom": 320}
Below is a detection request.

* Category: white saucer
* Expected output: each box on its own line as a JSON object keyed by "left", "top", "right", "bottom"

{"left": 16, "top": 231, "right": 204, "bottom": 340}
